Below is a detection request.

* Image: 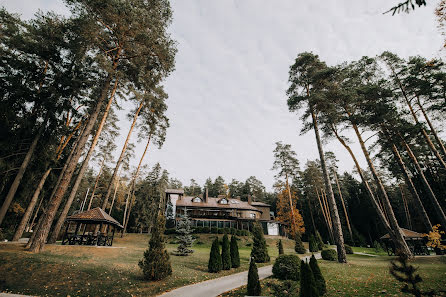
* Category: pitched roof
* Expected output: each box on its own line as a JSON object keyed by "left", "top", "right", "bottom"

{"left": 66, "top": 207, "right": 123, "bottom": 229}
{"left": 251, "top": 201, "right": 270, "bottom": 207}
{"left": 176, "top": 196, "right": 262, "bottom": 212}
{"left": 380, "top": 228, "right": 425, "bottom": 239}
{"left": 166, "top": 189, "right": 184, "bottom": 194}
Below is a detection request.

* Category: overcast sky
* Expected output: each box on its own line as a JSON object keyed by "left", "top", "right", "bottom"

{"left": 4, "top": 0, "right": 444, "bottom": 190}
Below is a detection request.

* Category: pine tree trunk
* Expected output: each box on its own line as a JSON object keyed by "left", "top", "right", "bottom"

{"left": 399, "top": 184, "right": 412, "bottom": 230}
{"left": 47, "top": 79, "right": 118, "bottom": 244}
{"left": 108, "top": 173, "right": 121, "bottom": 215}
{"left": 12, "top": 168, "right": 52, "bottom": 241}
{"left": 88, "top": 157, "right": 106, "bottom": 210}
{"left": 316, "top": 187, "right": 334, "bottom": 243}
{"left": 102, "top": 99, "right": 144, "bottom": 210}
{"left": 285, "top": 174, "right": 298, "bottom": 235}
{"left": 349, "top": 119, "right": 412, "bottom": 258}
{"left": 401, "top": 138, "right": 446, "bottom": 228}
{"left": 28, "top": 74, "right": 114, "bottom": 253}
{"left": 334, "top": 171, "right": 353, "bottom": 243}
{"left": 388, "top": 140, "right": 433, "bottom": 231}
{"left": 309, "top": 103, "right": 346, "bottom": 263}
{"left": 0, "top": 119, "right": 46, "bottom": 225}
{"left": 307, "top": 198, "right": 316, "bottom": 233}
{"left": 330, "top": 124, "right": 408, "bottom": 254}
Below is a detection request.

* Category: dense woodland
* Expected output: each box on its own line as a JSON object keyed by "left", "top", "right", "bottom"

{"left": 1, "top": 0, "right": 446, "bottom": 261}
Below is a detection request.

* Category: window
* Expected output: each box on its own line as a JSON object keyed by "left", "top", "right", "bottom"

{"left": 250, "top": 213, "right": 256, "bottom": 219}
{"left": 219, "top": 198, "right": 228, "bottom": 204}
{"left": 192, "top": 197, "right": 202, "bottom": 203}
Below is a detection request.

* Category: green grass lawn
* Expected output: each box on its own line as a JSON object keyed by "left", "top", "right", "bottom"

{"left": 220, "top": 254, "right": 446, "bottom": 297}
{"left": 0, "top": 233, "right": 294, "bottom": 296}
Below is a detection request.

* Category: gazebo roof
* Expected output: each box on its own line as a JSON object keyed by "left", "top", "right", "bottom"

{"left": 66, "top": 207, "right": 123, "bottom": 229}
{"left": 380, "top": 228, "right": 425, "bottom": 240}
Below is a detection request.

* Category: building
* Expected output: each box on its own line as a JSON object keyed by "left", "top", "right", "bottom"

{"left": 165, "top": 188, "right": 281, "bottom": 235}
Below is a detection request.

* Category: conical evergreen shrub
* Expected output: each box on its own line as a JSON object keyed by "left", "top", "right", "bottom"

{"left": 230, "top": 235, "right": 240, "bottom": 268}
{"left": 294, "top": 233, "right": 306, "bottom": 254}
{"left": 309, "top": 234, "right": 319, "bottom": 252}
{"left": 277, "top": 239, "right": 284, "bottom": 255}
{"left": 139, "top": 214, "right": 172, "bottom": 280}
{"left": 247, "top": 258, "right": 261, "bottom": 296}
{"left": 299, "top": 260, "right": 318, "bottom": 297}
{"left": 221, "top": 233, "right": 231, "bottom": 270}
{"left": 310, "top": 254, "right": 326, "bottom": 296}
{"left": 208, "top": 237, "right": 222, "bottom": 272}
{"left": 315, "top": 230, "right": 325, "bottom": 250}
{"left": 250, "top": 221, "right": 270, "bottom": 263}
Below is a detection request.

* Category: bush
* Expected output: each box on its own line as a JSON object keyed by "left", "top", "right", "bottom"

{"left": 309, "top": 254, "right": 326, "bottom": 295}
{"left": 230, "top": 227, "right": 236, "bottom": 235}
{"left": 267, "top": 279, "right": 299, "bottom": 297}
{"left": 223, "top": 227, "right": 230, "bottom": 234}
{"left": 236, "top": 229, "right": 242, "bottom": 236}
{"left": 217, "top": 228, "right": 224, "bottom": 234}
{"left": 345, "top": 244, "right": 354, "bottom": 254}
{"left": 210, "top": 227, "right": 218, "bottom": 234}
{"left": 221, "top": 234, "right": 231, "bottom": 270}
{"left": 196, "top": 241, "right": 204, "bottom": 245}
{"left": 202, "top": 227, "right": 210, "bottom": 233}
{"left": 315, "top": 230, "right": 325, "bottom": 250}
{"left": 373, "top": 240, "right": 383, "bottom": 253}
{"left": 164, "top": 228, "right": 176, "bottom": 235}
{"left": 321, "top": 249, "right": 337, "bottom": 261}
{"left": 250, "top": 222, "right": 270, "bottom": 263}
{"left": 230, "top": 235, "right": 240, "bottom": 268}
{"left": 294, "top": 233, "right": 306, "bottom": 254}
{"left": 300, "top": 260, "right": 318, "bottom": 297}
{"left": 309, "top": 234, "right": 319, "bottom": 252}
{"left": 246, "top": 242, "right": 252, "bottom": 247}
{"left": 194, "top": 226, "right": 204, "bottom": 234}
{"left": 208, "top": 237, "right": 222, "bottom": 273}
{"left": 247, "top": 259, "right": 261, "bottom": 296}
{"left": 277, "top": 239, "right": 284, "bottom": 255}
{"left": 272, "top": 254, "right": 300, "bottom": 281}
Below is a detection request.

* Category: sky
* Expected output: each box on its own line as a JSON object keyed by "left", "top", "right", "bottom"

{"left": 3, "top": 0, "right": 444, "bottom": 190}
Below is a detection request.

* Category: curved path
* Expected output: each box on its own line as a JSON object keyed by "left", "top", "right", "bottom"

{"left": 157, "top": 253, "right": 321, "bottom": 297}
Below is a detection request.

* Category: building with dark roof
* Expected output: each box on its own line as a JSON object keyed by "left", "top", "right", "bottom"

{"left": 166, "top": 188, "right": 281, "bottom": 235}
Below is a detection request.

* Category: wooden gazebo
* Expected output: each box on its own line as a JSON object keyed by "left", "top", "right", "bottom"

{"left": 62, "top": 207, "right": 123, "bottom": 246}
{"left": 380, "top": 228, "right": 429, "bottom": 256}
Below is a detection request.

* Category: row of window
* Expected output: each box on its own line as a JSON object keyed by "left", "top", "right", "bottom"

{"left": 191, "top": 197, "right": 240, "bottom": 204}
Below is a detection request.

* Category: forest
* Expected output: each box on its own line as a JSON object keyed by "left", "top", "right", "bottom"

{"left": 1, "top": 0, "right": 446, "bottom": 262}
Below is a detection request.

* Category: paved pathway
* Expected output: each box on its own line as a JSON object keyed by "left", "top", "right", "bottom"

{"left": 158, "top": 253, "right": 321, "bottom": 297}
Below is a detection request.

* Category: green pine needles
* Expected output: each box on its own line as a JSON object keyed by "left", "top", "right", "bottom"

{"left": 221, "top": 233, "right": 231, "bottom": 270}
{"left": 315, "top": 230, "right": 325, "bottom": 250}
{"left": 247, "top": 258, "right": 261, "bottom": 296}
{"left": 309, "top": 234, "right": 319, "bottom": 252}
{"left": 294, "top": 233, "right": 306, "bottom": 254}
{"left": 230, "top": 235, "right": 240, "bottom": 268}
{"left": 139, "top": 214, "right": 172, "bottom": 281}
{"left": 277, "top": 239, "right": 284, "bottom": 255}
{"left": 208, "top": 237, "right": 222, "bottom": 273}
{"left": 299, "top": 259, "right": 318, "bottom": 297}
{"left": 250, "top": 221, "right": 270, "bottom": 263}
{"left": 173, "top": 209, "right": 195, "bottom": 256}
{"left": 309, "top": 255, "right": 326, "bottom": 296}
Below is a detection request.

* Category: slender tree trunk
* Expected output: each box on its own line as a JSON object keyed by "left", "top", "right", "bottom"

{"left": 122, "top": 185, "right": 131, "bottom": 233}
{"left": 47, "top": 79, "right": 119, "bottom": 245}
{"left": 102, "top": 99, "right": 144, "bottom": 210}
{"left": 330, "top": 124, "right": 412, "bottom": 256}
{"left": 348, "top": 118, "right": 412, "bottom": 258}
{"left": 307, "top": 198, "right": 316, "bottom": 233}
{"left": 309, "top": 103, "right": 346, "bottom": 263}
{"left": 386, "top": 137, "right": 433, "bottom": 231}
{"left": 334, "top": 171, "right": 353, "bottom": 243}
{"left": 399, "top": 184, "right": 412, "bottom": 230}
{"left": 401, "top": 138, "right": 446, "bottom": 228}
{"left": 88, "top": 157, "right": 106, "bottom": 210}
{"left": 316, "top": 187, "right": 333, "bottom": 242}
{"left": 285, "top": 174, "right": 298, "bottom": 236}
{"left": 12, "top": 168, "right": 52, "bottom": 241}
{"left": 0, "top": 119, "right": 46, "bottom": 225}
{"left": 321, "top": 188, "right": 333, "bottom": 233}
{"left": 415, "top": 95, "right": 446, "bottom": 159}
{"left": 108, "top": 173, "right": 121, "bottom": 215}
{"left": 28, "top": 192, "right": 43, "bottom": 232}
{"left": 28, "top": 74, "right": 115, "bottom": 253}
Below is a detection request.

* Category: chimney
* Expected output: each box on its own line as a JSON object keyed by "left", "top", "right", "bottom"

{"left": 204, "top": 188, "right": 208, "bottom": 203}
{"left": 248, "top": 194, "right": 252, "bottom": 205}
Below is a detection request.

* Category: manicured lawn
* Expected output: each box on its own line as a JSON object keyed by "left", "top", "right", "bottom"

{"left": 0, "top": 233, "right": 293, "bottom": 296}
{"left": 220, "top": 254, "right": 446, "bottom": 297}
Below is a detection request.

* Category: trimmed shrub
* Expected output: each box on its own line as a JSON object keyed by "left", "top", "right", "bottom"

{"left": 267, "top": 279, "right": 299, "bottom": 297}
{"left": 221, "top": 234, "right": 231, "bottom": 270}
{"left": 223, "top": 227, "right": 230, "bottom": 234}
{"left": 210, "top": 227, "right": 218, "bottom": 234}
{"left": 309, "top": 234, "right": 319, "bottom": 252}
{"left": 208, "top": 237, "right": 222, "bottom": 272}
{"left": 247, "top": 258, "right": 261, "bottom": 296}
{"left": 236, "top": 229, "right": 242, "bottom": 236}
{"left": 321, "top": 249, "right": 337, "bottom": 261}
{"left": 202, "top": 227, "right": 210, "bottom": 233}
{"left": 242, "top": 230, "right": 250, "bottom": 236}
{"left": 230, "top": 228, "right": 236, "bottom": 235}
{"left": 315, "top": 230, "right": 325, "bottom": 250}
{"left": 277, "top": 239, "right": 284, "bottom": 255}
{"left": 250, "top": 221, "right": 270, "bottom": 263}
{"left": 294, "top": 233, "right": 306, "bottom": 254}
{"left": 139, "top": 214, "right": 172, "bottom": 281}
{"left": 230, "top": 235, "right": 240, "bottom": 268}
{"left": 217, "top": 228, "right": 224, "bottom": 234}
{"left": 309, "top": 254, "right": 326, "bottom": 295}
{"left": 272, "top": 254, "right": 300, "bottom": 281}
{"left": 345, "top": 244, "right": 354, "bottom": 254}
{"left": 299, "top": 260, "right": 318, "bottom": 297}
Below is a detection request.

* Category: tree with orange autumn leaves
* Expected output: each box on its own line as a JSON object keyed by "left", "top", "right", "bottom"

{"left": 275, "top": 182, "right": 305, "bottom": 236}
